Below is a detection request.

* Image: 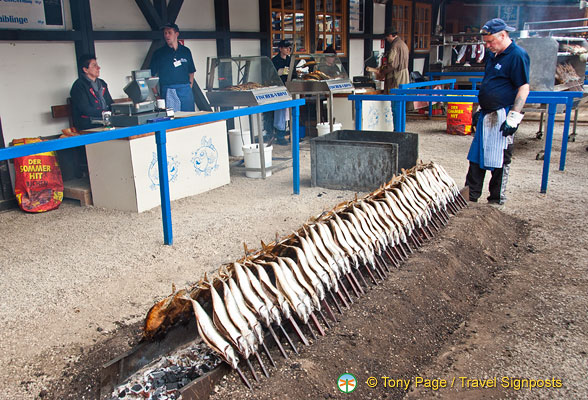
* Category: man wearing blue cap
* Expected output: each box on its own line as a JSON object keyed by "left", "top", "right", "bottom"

{"left": 465, "top": 18, "right": 530, "bottom": 205}
{"left": 150, "top": 23, "right": 196, "bottom": 112}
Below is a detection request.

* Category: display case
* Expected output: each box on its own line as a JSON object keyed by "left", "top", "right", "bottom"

{"left": 205, "top": 56, "right": 292, "bottom": 107}
{"left": 286, "top": 53, "right": 354, "bottom": 94}
{"left": 286, "top": 53, "right": 354, "bottom": 134}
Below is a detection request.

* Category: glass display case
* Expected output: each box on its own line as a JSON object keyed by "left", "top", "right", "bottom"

{"left": 205, "top": 56, "right": 292, "bottom": 107}
{"left": 286, "top": 53, "right": 353, "bottom": 94}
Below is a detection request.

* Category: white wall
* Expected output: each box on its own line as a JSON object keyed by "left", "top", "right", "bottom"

{"left": 90, "top": 0, "right": 149, "bottom": 31}
{"left": 95, "top": 41, "right": 153, "bottom": 98}
{"left": 62, "top": 0, "right": 73, "bottom": 30}
{"left": 349, "top": 39, "right": 364, "bottom": 78}
{"left": 90, "top": 0, "right": 216, "bottom": 31}
{"left": 373, "top": 3, "right": 386, "bottom": 34}
{"left": 413, "top": 58, "right": 425, "bottom": 75}
{"left": 229, "top": 0, "right": 259, "bottom": 32}
{"left": 231, "top": 39, "right": 261, "bottom": 58}
{"left": 0, "top": 41, "right": 77, "bottom": 142}
{"left": 175, "top": 0, "right": 215, "bottom": 31}
{"left": 373, "top": 39, "right": 384, "bottom": 55}
{"left": 184, "top": 39, "right": 217, "bottom": 89}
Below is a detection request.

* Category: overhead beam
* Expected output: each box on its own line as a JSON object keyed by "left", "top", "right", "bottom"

{"left": 70, "top": 0, "right": 95, "bottom": 69}
{"left": 364, "top": 0, "right": 375, "bottom": 66}
{"left": 0, "top": 30, "right": 82, "bottom": 41}
{"left": 214, "top": 0, "right": 231, "bottom": 57}
{"left": 154, "top": 0, "right": 168, "bottom": 23}
{"left": 259, "top": 0, "right": 270, "bottom": 57}
{"left": 167, "top": 0, "right": 184, "bottom": 23}
{"left": 134, "top": 0, "right": 164, "bottom": 30}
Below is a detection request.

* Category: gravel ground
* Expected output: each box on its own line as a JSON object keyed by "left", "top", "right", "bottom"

{"left": 0, "top": 113, "right": 586, "bottom": 399}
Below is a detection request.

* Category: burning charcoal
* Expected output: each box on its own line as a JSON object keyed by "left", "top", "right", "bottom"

{"left": 167, "top": 382, "right": 179, "bottom": 390}
{"left": 186, "top": 366, "right": 199, "bottom": 380}
{"left": 130, "top": 383, "right": 143, "bottom": 393}
{"left": 151, "top": 371, "right": 165, "bottom": 380}
{"left": 169, "top": 365, "right": 181, "bottom": 373}
{"left": 154, "top": 379, "right": 166, "bottom": 388}
{"left": 164, "top": 372, "right": 177, "bottom": 383}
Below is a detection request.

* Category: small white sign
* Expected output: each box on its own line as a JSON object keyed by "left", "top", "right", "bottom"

{"left": 0, "top": 0, "right": 64, "bottom": 30}
{"left": 327, "top": 79, "right": 354, "bottom": 92}
{"left": 252, "top": 86, "right": 292, "bottom": 105}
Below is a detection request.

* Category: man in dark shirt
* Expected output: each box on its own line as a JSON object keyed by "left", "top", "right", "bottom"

{"left": 271, "top": 40, "right": 292, "bottom": 145}
{"left": 150, "top": 23, "right": 196, "bottom": 112}
{"left": 272, "top": 39, "right": 291, "bottom": 84}
{"left": 466, "top": 18, "right": 530, "bottom": 205}
{"left": 70, "top": 54, "right": 113, "bottom": 131}
{"left": 317, "top": 45, "right": 342, "bottom": 79}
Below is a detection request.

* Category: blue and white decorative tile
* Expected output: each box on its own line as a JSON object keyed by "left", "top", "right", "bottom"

{"left": 148, "top": 152, "right": 180, "bottom": 190}
{"left": 191, "top": 136, "right": 219, "bottom": 177}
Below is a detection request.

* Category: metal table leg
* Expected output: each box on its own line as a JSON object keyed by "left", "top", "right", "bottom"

{"left": 254, "top": 113, "right": 267, "bottom": 179}
{"left": 316, "top": 94, "right": 321, "bottom": 128}
{"left": 328, "top": 92, "right": 333, "bottom": 132}
{"left": 572, "top": 106, "right": 579, "bottom": 141}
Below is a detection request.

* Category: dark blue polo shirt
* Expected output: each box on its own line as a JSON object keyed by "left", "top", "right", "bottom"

{"left": 272, "top": 54, "right": 291, "bottom": 83}
{"left": 150, "top": 44, "right": 196, "bottom": 87}
{"left": 478, "top": 42, "right": 530, "bottom": 111}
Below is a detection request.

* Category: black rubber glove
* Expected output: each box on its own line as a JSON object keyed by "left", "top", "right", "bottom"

{"left": 501, "top": 111, "right": 524, "bottom": 137}
{"left": 500, "top": 121, "right": 518, "bottom": 137}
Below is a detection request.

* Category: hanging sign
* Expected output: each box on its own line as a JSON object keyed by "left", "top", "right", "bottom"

{"left": 0, "top": 0, "right": 64, "bottom": 30}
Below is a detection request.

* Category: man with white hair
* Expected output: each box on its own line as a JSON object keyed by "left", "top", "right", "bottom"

{"left": 466, "top": 18, "right": 530, "bottom": 205}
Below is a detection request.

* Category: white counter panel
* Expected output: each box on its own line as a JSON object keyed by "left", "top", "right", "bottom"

{"left": 333, "top": 96, "right": 394, "bottom": 132}
{"left": 86, "top": 120, "right": 230, "bottom": 212}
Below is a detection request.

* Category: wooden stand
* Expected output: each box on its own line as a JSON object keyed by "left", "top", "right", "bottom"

{"left": 63, "top": 178, "right": 93, "bottom": 206}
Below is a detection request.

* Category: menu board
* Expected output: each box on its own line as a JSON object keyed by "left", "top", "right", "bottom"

{"left": 0, "top": 0, "right": 64, "bottom": 30}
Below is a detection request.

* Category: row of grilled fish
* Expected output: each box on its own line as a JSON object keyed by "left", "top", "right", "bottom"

{"left": 178, "top": 162, "right": 466, "bottom": 388}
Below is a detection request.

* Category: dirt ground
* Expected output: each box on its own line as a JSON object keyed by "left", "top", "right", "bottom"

{"left": 0, "top": 114, "right": 586, "bottom": 400}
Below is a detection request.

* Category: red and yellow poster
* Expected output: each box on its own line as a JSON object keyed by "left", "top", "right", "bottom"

{"left": 13, "top": 138, "right": 63, "bottom": 213}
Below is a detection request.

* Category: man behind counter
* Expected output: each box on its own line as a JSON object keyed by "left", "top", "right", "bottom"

{"left": 367, "top": 27, "right": 409, "bottom": 92}
{"left": 271, "top": 39, "right": 292, "bottom": 145}
{"left": 317, "top": 45, "right": 342, "bottom": 79}
{"left": 150, "top": 22, "right": 196, "bottom": 112}
{"left": 70, "top": 54, "right": 113, "bottom": 131}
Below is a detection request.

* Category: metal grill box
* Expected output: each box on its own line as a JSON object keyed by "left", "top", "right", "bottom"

{"left": 310, "top": 130, "right": 418, "bottom": 191}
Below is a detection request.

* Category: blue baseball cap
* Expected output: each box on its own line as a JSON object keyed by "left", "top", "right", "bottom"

{"left": 480, "top": 18, "right": 516, "bottom": 35}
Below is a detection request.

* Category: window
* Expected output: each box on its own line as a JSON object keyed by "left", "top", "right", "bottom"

{"left": 391, "top": 0, "right": 412, "bottom": 50}
{"left": 271, "top": 0, "right": 308, "bottom": 54}
{"left": 315, "top": 0, "right": 346, "bottom": 53}
{"left": 270, "top": 0, "right": 347, "bottom": 56}
{"left": 414, "top": 3, "right": 431, "bottom": 51}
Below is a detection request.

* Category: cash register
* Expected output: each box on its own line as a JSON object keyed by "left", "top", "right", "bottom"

{"left": 110, "top": 70, "right": 170, "bottom": 127}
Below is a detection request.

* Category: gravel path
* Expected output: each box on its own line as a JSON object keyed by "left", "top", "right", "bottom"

{"left": 0, "top": 115, "right": 586, "bottom": 399}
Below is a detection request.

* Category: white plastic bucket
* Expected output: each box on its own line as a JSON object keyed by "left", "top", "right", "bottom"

{"left": 228, "top": 129, "right": 251, "bottom": 157}
{"left": 242, "top": 144, "right": 273, "bottom": 178}
{"left": 316, "top": 122, "right": 342, "bottom": 136}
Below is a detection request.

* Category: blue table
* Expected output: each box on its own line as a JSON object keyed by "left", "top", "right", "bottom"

{"left": 349, "top": 89, "right": 582, "bottom": 194}
{"left": 0, "top": 99, "right": 305, "bottom": 245}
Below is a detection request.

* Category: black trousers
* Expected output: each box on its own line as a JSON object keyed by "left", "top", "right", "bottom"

{"left": 466, "top": 144, "right": 513, "bottom": 203}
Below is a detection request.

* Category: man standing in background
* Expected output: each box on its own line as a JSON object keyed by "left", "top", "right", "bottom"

{"left": 271, "top": 39, "right": 292, "bottom": 145}
{"left": 150, "top": 23, "right": 196, "bottom": 112}
{"left": 465, "top": 18, "right": 530, "bottom": 206}
{"left": 367, "top": 27, "right": 410, "bottom": 92}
